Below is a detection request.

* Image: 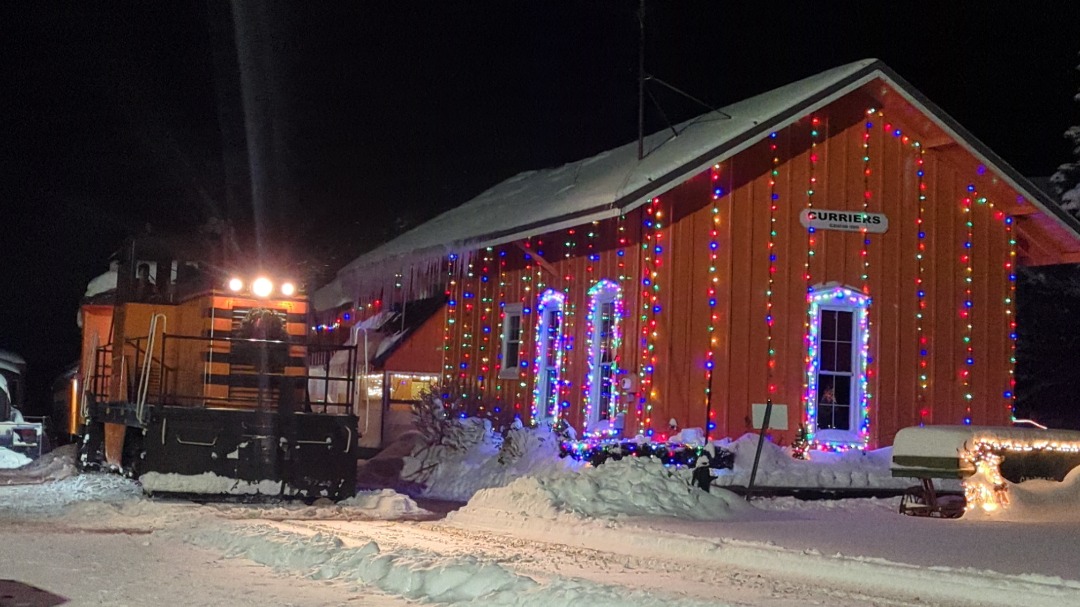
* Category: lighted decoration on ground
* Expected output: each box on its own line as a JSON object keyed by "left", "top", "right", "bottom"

{"left": 962, "top": 446, "right": 1009, "bottom": 512}
{"left": 559, "top": 437, "right": 734, "bottom": 469}
{"left": 959, "top": 435, "right": 1080, "bottom": 513}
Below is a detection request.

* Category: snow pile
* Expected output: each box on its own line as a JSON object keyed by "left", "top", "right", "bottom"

{"left": 0, "top": 444, "right": 78, "bottom": 485}
{"left": 0, "top": 472, "right": 143, "bottom": 519}
{"left": 186, "top": 524, "right": 723, "bottom": 607}
{"left": 139, "top": 471, "right": 285, "bottom": 495}
{"left": 371, "top": 425, "right": 918, "bottom": 504}
{"left": 454, "top": 456, "right": 752, "bottom": 524}
{"left": 751, "top": 495, "right": 900, "bottom": 514}
{"left": 215, "top": 489, "right": 431, "bottom": 521}
{"left": 394, "top": 423, "right": 579, "bottom": 502}
{"left": 967, "top": 465, "right": 1080, "bottom": 523}
{"left": 0, "top": 446, "right": 31, "bottom": 469}
{"left": 339, "top": 488, "right": 429, "bottom": 516}
{"left": 714, "top": 434, "right": 914, "bottom": 489}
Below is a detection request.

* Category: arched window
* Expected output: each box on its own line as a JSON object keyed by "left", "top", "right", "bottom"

{"left": 585, "top": 280, "right": 623, "bottom": 430}
{"left": 805, "top": 283, "right": 872, "bottom": 448}
{"left": 532, "top": 290, "right": 565, "bottom": 423}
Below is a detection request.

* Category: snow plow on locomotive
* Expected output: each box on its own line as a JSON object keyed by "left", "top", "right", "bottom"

{"left": 71, "top": 237, "right": 360, "bottom": 500}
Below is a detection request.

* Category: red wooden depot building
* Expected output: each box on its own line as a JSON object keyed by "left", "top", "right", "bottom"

{"left": 315, "top": 59, "right": 1080, "bottom": 451}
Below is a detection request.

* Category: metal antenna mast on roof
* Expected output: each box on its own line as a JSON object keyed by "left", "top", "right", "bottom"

{"left": 637, "top": 0, "right": 645, "bottom": 160}
{"left": 636, "top": 0, "right": 731, "bottom": 161}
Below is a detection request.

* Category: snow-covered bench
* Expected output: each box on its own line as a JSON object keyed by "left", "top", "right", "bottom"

{"left": 891, "top": 425, "right": 1080, "bottom": 517}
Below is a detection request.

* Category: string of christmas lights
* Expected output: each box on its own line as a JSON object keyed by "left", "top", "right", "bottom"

{"left": 477, "top": 248, "right": 493, "bottom": 408}
{"left": 584, "top": 279, "right": 623, "bottom": 433}
{"left": 961, "top": 185, "right": 976, "bottom": 424}
{"left": 915, "top": 146, "right": 929, "bottom": 424}
{"left": 860, "top": 111, "right": 874, "bottom": 292}
{"left": 704, "top": 163, "right": 725, "bottom": 441}
{"left": 531, "top": 288, "right": 566, "bottom": 422}
{"left": 638, "top": 198, "right": 663, "bottom": 436}
{"left": 442, "top": 254, "right": 458, "bottom": 393}
{"left": 801, "top": 118, "right": 821, "bottom": 435}
{"left": 766, "top": 134, "right": 779, "bottom": 398}
{"left": 804, "top": 286, "right": 872, "bottom": 450}
{"left": 1005, "top": 213, "right": 1017, "bottom": 420}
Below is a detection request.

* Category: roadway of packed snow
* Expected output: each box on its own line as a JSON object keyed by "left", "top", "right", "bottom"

{"left": 3, "top": 426, "right": 1080, "bottom": 606}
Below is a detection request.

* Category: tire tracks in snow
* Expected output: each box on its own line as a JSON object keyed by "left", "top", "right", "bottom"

{"left": 267, "top": 518, "right": 954, "bottom": 607}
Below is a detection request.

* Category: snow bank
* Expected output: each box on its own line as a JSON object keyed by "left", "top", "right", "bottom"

{"left": 454, "top": 456, "right": 752, "bottom": 524}
{"left": 967, "top": 464, "right": 1080, "bottom": 523}
{"left": 213, "top": 489, "right": 431, "bottom": 521}
{"left": 392, "top": 425, "right": 580, "bottom": 502}
{"left": 0, "top": 444, "right": 78, "bottom": 485}
{"left": 0, "top": 446, "right": 31, "bottom": 469}
{"left": 385, "top": 426, "right": 913, "bottom": 506}
{"left": 139, "top": 471, "right": 285, "bottom": 495}
{"left": 0, "top": 472, "right": 143, "bottom": 519}
{"left": 714, "top": 434, "right": 916, "bottom": 489}
{"left": 186, "top": 524, "right": 724, "bottom": 607}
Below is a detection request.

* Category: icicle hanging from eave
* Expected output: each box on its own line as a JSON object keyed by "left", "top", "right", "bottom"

{"left": 336, "top": 243, "right": 472, "bottom": 310}
{"left": 326, "top": 204, "right": 635, "bottom": 313}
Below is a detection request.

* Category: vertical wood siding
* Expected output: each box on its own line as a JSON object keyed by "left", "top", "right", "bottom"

{"left": 425, "top": 94, "right": 1018, "bottom": 447}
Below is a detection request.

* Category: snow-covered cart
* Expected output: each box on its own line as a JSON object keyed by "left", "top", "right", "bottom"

{"left": 891, "top": 425, "right": 1080, "bottom": 518}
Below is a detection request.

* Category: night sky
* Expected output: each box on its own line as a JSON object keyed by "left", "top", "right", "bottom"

{"left": 4, "top": 1, "right": 1080, "bottom": 413}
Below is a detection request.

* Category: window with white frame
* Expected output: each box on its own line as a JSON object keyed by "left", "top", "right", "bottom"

{"left": 498, "top": 303, "right": 524, "bottom": 380}
{"left": 586, "top": 280, "right": 623, "bottom": 427}
{"left": 805, "top": 284, "right": 871, "bottom": 446}
{"left": 532, "top": 291, "right": 565, "bottom": 422}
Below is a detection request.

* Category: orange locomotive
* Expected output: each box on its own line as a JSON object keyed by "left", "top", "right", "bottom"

{"left": 71, "top": 237, "right": 359, "bottom": 499}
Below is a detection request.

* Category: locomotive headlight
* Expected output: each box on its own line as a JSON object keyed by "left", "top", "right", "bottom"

{"left": 251, "top": 277, "right": 274, "bottom": 298}
{"left": 280, "top": 281, "right": 296, "bottom": 296}
{"left": 227, "top": 277, "right": 244, "bottom": 292}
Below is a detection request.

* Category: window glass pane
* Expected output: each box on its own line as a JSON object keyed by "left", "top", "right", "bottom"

{"left": 509, "top": 315, "right": 521, "bottom": 339}
{"left": 544, "top": 369, "right": 558, "bottom": 417}
{"left": 820, "top": 342, "right": 836, "bottom": 372}
{"left": 818, "top": 374, "right": 838, "bottom": 406}
{"left": 836, "top": 311, "right": 853, "bottom": 341}
{"left": 506, "top": 342, "right": 519, "bottom": 368}
{"left": 835, "top": 342, "right": 852, "bottom": 373}
{"left": 821, "top": 310, "right": 837, "bottom": 340}
{"left": 833, "top": 374, "right": 852, "bottom": 405}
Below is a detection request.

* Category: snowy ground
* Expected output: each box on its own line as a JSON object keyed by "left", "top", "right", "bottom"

{"left": 2, "top": 430, "right": 1080, "bottom": 606}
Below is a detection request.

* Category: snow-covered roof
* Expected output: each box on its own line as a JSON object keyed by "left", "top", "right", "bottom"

{"left": 0, "top": 349, "right": 25, "bottom": 367}
{"left": 316, "top": 59, "right": 1080, "bottom": 310}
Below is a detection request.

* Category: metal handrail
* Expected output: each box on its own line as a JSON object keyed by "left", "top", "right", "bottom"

{"left": 160, "top": 333, "right": 358, "bottom": 414}
{"left": 136, "top": 314, "right": 166, "bottom": 423}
